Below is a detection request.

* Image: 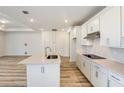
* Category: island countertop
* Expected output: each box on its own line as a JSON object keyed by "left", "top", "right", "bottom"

{"left": 18, "top": 54, "right": 61, "bottom": 65}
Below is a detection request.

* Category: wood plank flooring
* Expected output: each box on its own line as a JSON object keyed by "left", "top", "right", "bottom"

{"left": 0, "top": 56, "right": 28, "bottom": 87}
{"left": 0, "top": 56, "right": 92, "bottom": 87}
{"left": 60, "top": 57, "right": 92, "bottom": 87}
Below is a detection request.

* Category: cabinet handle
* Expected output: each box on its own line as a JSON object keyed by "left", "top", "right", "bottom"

{"left": 91, "top": 26, "right": 93, "bottom": 32}
{"left": 107, "top": 80, "right": 110, "bottom": 87}
{"left": 96, "top": 71, "right": 98, "bottom": 78}
{"left": 95, "top": 66, "right": 100, "bottom": 69}
{"left": 41, "top": 67, "right": 45, "bottom": 73}
{"left": 111, "top": 75, "right": 120, "bottom": 81}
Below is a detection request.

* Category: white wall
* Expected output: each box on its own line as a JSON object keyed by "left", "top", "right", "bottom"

{"left": 4, "top": 30, "right": 69, "bottom": 56}
{"left": 81, "top": 38, "right": 124, "bottom": 63}
{"left": 0, "top": 31, "right": 4, "bottom": 57}
{"left": 4, "top": 31, "right": 42, "bottom": 55}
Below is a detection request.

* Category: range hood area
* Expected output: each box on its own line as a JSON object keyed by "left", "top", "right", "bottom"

{"left": 84, "top": 31, "right": 100, "bottom": 39}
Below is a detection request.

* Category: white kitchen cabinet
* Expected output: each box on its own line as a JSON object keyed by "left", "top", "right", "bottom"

{"left": 76, "top": 54, "right": 82, "bottom": 70}
{"left": 76, "top": 26, "right": 82, "bottom": 53}
{"left": 121, "top": 6, "right": 124, "bottom": 47}
{"left": 80, "top": 23, "right": 92, "bottom": 46}
{"left": 27, "top": 64, "right": 60, "bottom": 87}
{"left": 87, "top": 17, "right": 100, "bottom": 34}
{"left": 91, "top": 63, "right": 108, "bottom": 87}
{"left": 108, "top": 71, "right": 124, "bottom": 87}
{"left": 109, "top": 80, "right": 123, "bottom": 87}
{"left": 71, "top": 28, "right": 77, "bottom": 39}
{"left": 100, "top": 7, "right": 121, "bottom": 47}
{"left": 81, "top": 57, "right": 91, "bottom": 81}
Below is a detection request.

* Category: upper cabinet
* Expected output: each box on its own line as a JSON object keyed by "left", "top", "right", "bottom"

{"left": 70, "top": 27, "right": 77, "bottom": 39}
{"left": 121, "top": 6, "right": 124, "bottom": 47}
{"left": 87, "top": 17, "right": 100, "bottom": 34}
{"left": 100, "top": 7, "right": 121, "bottom": 47}
{"left": 75, "top": 6, "right": 124, "bottom": 48}
{"left": 80, "top": 23, "right": 92, "bottom": 46}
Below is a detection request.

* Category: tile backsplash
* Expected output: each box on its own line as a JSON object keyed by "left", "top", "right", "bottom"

{"left": 81, "top": 38, "right": 124, "bottom": 63}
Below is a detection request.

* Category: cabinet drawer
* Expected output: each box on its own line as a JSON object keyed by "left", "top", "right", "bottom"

{"left": 92, "top": 63, "right": 108, "bottom": 75}
{"left": 109, "top": 71, "right": 124, "bottom": 86}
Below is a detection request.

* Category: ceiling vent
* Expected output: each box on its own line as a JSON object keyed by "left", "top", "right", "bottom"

{"left": 52, "top": 29, "right": 58, "bottom": 31}
{"left": 22, "top": 11, "right": 29, "bottom": 14}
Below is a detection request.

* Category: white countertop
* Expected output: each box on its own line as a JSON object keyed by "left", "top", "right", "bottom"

{"left": 19, "top": 54, "right": 61, "bottom": 65}
{"left": 93, "top": 59, "right": 124, "bottom": 77}
{"left": 81, "top": 54, "right": 124, "bottom": 77}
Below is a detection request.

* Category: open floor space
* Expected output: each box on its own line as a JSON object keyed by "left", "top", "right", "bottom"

{"left": 0, "top": 56, "right": 92, "bottom": 87}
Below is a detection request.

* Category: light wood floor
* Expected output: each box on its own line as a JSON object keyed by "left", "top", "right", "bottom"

{"left": 0, "top": 56, "right": 92, "bottom": 87}
{"left": 60, "top": 57, "right": 92, "bottom": 87}
{"left": 0, "top": 56, "right": 28, "bottom": 87}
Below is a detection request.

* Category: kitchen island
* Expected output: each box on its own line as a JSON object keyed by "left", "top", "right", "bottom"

{"left": 19, "top": 54, "right": 61, "bottom": 87}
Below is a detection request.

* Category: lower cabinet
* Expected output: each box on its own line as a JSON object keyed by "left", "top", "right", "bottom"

{"left": 109, "top": 80, "right": 123, "bottom": 87}
{"left": 108, "top": 71, "right": 124, "bottom": 87}
{"left": 27, "top": 64, "right": 60, "bottom": 87}
{"left": 76, "top": 55, "right": 124, "bottom": 87}
{"left": 91, "top": 63, "right": 108, "bottom": 87}
{"left": 76, "top": 54, "right": 82, "bottom": 70}
{"left": 81, "top": 58, "right": 91, "bottom": 81}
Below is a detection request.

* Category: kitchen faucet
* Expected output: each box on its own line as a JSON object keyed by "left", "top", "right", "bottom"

{"left": 45, "top": 47, "right": 52, "bottom": 57}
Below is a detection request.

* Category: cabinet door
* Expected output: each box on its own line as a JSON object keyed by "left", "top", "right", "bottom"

{"left": 81, "top": 59, "right": 91, "bottom": 81}
{"left": 109, "top": 80, "right": 122, "bottom": 87}
{"left": 93, "top": 17, "right": 100, "bottom": 32}
{"left": 100, "top": 7, "right": 121, "bottom": 47}
{"left": 76, "top": 54, "right": 81, "bottom": 70}
{"left": 27, "top": 64, "right": 60, "bottom": 87}
{"left": 81, "top": 59, "right": 85, "bottom": 74}
{"left": 91, "top": 63, "right": 108, "bottom": 87}
{"left": 87, "top": 17, "right": 100, "bottom": 34}
{"left": 27, "top": 65, "right": 45, "bottom": 87}
{"left": 43, "top": 64, "right": 60, "bottom": 87}
{"left": 81, "top": 24, "right": 92, "bottom": 46}
{"left": 71, "top": 28, "right": 77, "bottom": 39}
{"left": 87, "top": 21, "right": 94, "bottom": 34}
{"left": 85, "top": 61, "right": 91, "bottom": 81}
{"left": 91, "top": 63, "right": 99, "bottom": 86}
{"left": 121, "top": 7, "right": 124, "bottom": 47}
{"left": 98, "top": 70, "right": 108, "bottom": 87}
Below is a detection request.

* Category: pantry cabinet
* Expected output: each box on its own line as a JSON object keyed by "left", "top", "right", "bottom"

{"left": 91, "top": 63, "right": 108, "bottom": 87}
{"left": 87, "top": 17, "right": 100, "bottom": 34}
{"left": 100, "top": 7, "right": 121, "bottom": 47}
{"left": 80, "top": 23, "right": 92, "bottom": 46}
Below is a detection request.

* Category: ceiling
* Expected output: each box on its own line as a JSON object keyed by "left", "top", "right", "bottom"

{"left": 0, "top": 6, "right": 105, "bottom": 31}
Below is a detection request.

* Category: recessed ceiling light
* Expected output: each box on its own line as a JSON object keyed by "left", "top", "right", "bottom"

{"left": 30, "top": 18, "right": 34, "bottom": 22}
{"left": 65, "top": 19, "right": 68, "bottom": 23}
{"left": 0, "top": 20, "right": 8, "bottom": 24}
{"left": 0, "top": 27, "right": 4, "bottom": 30}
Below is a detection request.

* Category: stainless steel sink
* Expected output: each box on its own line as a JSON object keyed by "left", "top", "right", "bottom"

{"left": 46, "top": 55, "right": 58, "bottom": 59}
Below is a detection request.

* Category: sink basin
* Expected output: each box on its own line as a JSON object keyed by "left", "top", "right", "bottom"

{"left": 47, "top": 55, "right": 58, "bottom": 59}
